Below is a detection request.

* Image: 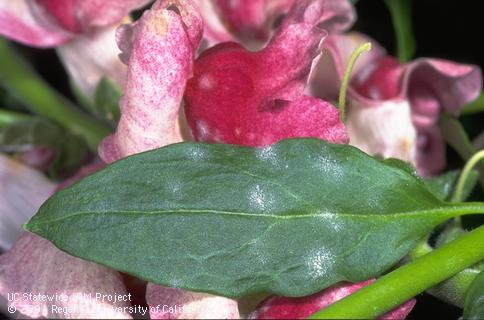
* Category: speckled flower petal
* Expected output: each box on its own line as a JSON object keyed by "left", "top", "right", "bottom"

{"left": 241, "top": 96, "right": 348, "bottom": 146}
{"left": 99, "top": 0, "right": 203, "bottom": 163}
{"left": 146, "top": 284, "right": 239, "bottom": 319}
{"left": 33, "top": 0, "right": 151, "bottom": 33}
{"left": 57, "top": 24, "right": 128, "bottom": 101}
{"left": 0, "top": 155, "right": 56, "bottom": 251}
{"left": 0, "top": 0, "right": 72, "bottom": 47}
{"left": 250, "top": 280, "right": 415, "bottom": 319}
{"left": 185, "top": 0, "right": 348, "bottom": 146}
{"left": 0, "top": 233, "right": 132, "bottom": 319}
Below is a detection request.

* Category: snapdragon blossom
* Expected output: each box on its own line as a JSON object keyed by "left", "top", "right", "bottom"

{"left": 311, "top": 32, "right": 482, "bottom": 176}
{"left": 184, "top": 0, "right": 350, "bottom": 147}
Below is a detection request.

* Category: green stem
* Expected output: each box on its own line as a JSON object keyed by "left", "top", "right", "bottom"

{"left": 383, "top": 0, "right": 416, "bottom": 63}
{"left": 453, "top": 150, "right": 484, "bottom": 202}
{"left": 0, "top": 39, "right": 110, "bottom": 151}
{"left": 440, "top": 114, "right": 484, "bottom": 188}
{"left": 338, "top": 42, "right": 372, "bottom": 122}
{"left": 461, "top": 92, "right": 484, "bottom": 115}
{"left": 309, "top": 224, "right": 484, "bottom": 319}
{"left": 0, "top": 109, "right": 31, "bottom": 128}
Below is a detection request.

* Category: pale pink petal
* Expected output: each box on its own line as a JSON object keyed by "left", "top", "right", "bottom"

{"left": 16, "top": 146, "right": 57, "bottom": 172}
{"left": 0, "top": 233, "right": 132, "bottom": 319}
{"left": 99, "top": 0, "right": 203, "bottom": 163}
{"left": 316, "top": 0, "right": 356, "bottom": 33}
{"left": 280, "top": 0, "right": 355, "bottom": 33}
{"left": 0, "top": 155, "right": 56, "bottom": 251}
{"left": 311, "top": 32, "right": 387, "bottom": 101}
{"left": 347, "top": 99, "right": 417, "bottom": 166}
{"left": 212, "top": 0, "right": 294, "bottom": 44}
{"left": 185, "top": 1, "right": 345, "bottom": 146}
{"left": 33, "top": 0, "right": 151, "bottom": 33}
{"left": 0, "top": 0, "right": 72, "bottom": 47}
{"left": 414, "top": 126, "right": 447, "bottom": 178}
{"left": 203, "top": 0, "right": 355, "bottom": 48}
{"left": 250, "top": 280, "right": 415, "bottom": 319}
{"left": 57, "top": 24, "right": 128, "bottom": 101}
{"left": 146, "top": 284, "right": 239, "bottom": 319}
{"left": 405, "top": 58, "right": 482, "bottom": 121}
{"left": 194, "top": 0, "right": 234, "bottom": 47}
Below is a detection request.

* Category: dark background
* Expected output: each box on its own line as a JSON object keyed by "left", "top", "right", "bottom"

{"left": 4, "top": 1, "right": 483, "bottom": 319}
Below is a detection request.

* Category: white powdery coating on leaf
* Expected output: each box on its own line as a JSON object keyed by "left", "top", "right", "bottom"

{"left": 249, "top": 184, "right": 274, "bottom": 211}
{"left": 306, "top": 247, "right": 335, "bottom": 279}
{"left": 99, "top": 0, "right": 202, "bottom": 163}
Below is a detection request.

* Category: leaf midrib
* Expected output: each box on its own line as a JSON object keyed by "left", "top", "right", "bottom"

{"left": 29, "top": 204, "right": 484, "bottom": 230}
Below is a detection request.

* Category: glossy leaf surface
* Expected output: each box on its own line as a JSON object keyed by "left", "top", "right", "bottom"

{"left": 26, "top": 139, "right": 484, "bottom": 298}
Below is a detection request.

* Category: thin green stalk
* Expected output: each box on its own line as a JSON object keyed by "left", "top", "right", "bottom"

{"left": 309, "top": 224, "right": 484, "bottom": 319}
{"left": 0, "top": 39, "right": 110, "bottom": 151}
{"left": 338, "top": 42, "right": 372, "bottom": 122}
{"left": 383, "top": 0, "right": 416, "bottom": 62}
{"left": 453, "top": 150, "right": 484, "bottom": 202}
{"left": 462, "top": 92, "right": 484, "bottom": 115}
{"left": 0, "top": 109, "right": 31, "bottom": 128}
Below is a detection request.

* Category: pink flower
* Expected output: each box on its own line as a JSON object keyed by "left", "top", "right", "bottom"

{"left": 311, "top": 32, "right": 482, "bottom": 176}
{"left": 0, "top": 155, "right": 56, "bottom": 251}
{"left": 184, "top": 0, "right": 349, "bottom": 147}
{"left": 250, "top": 280, "right": 416, "bottom": 319}
{"left": 0, "top": 0, "right": 150, "bottom": 100}
{"left": 196, "top": 0, "right": 355, "bottom": 49}
{"left": 147, "top": 284, "right": 240, "bottom": 319}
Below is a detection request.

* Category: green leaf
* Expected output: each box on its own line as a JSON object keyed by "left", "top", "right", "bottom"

{"left": 464, "top": 269, "right": 484, "bottom": 319}
{"left": 25, "top": 139, "right": 484, "bottom": 298}
{"left": 0, "top": 118, "right": 89, "bottom": 178}
{"left": 440, "top": 114, "right": 484, "bottom": 188}
{"left": 425, "top": 170, "right": 479, "bottom": 201}
{"left": 94, "top": 77, "right": 121, "bottom": 127}
{"left": 0, "top": 118, "right": 62, "bottom": 151}
{"left": 383, "top": 0, "right": 416, "bottom": 62}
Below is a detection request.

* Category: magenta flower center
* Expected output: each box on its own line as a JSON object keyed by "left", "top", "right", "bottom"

{"left": 352, "top": 56, "right": 402, "bottom": 100}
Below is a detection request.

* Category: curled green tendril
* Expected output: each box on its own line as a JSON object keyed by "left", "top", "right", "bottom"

{"left": 338, "top": 42, "right": 372, "bottom": 123}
